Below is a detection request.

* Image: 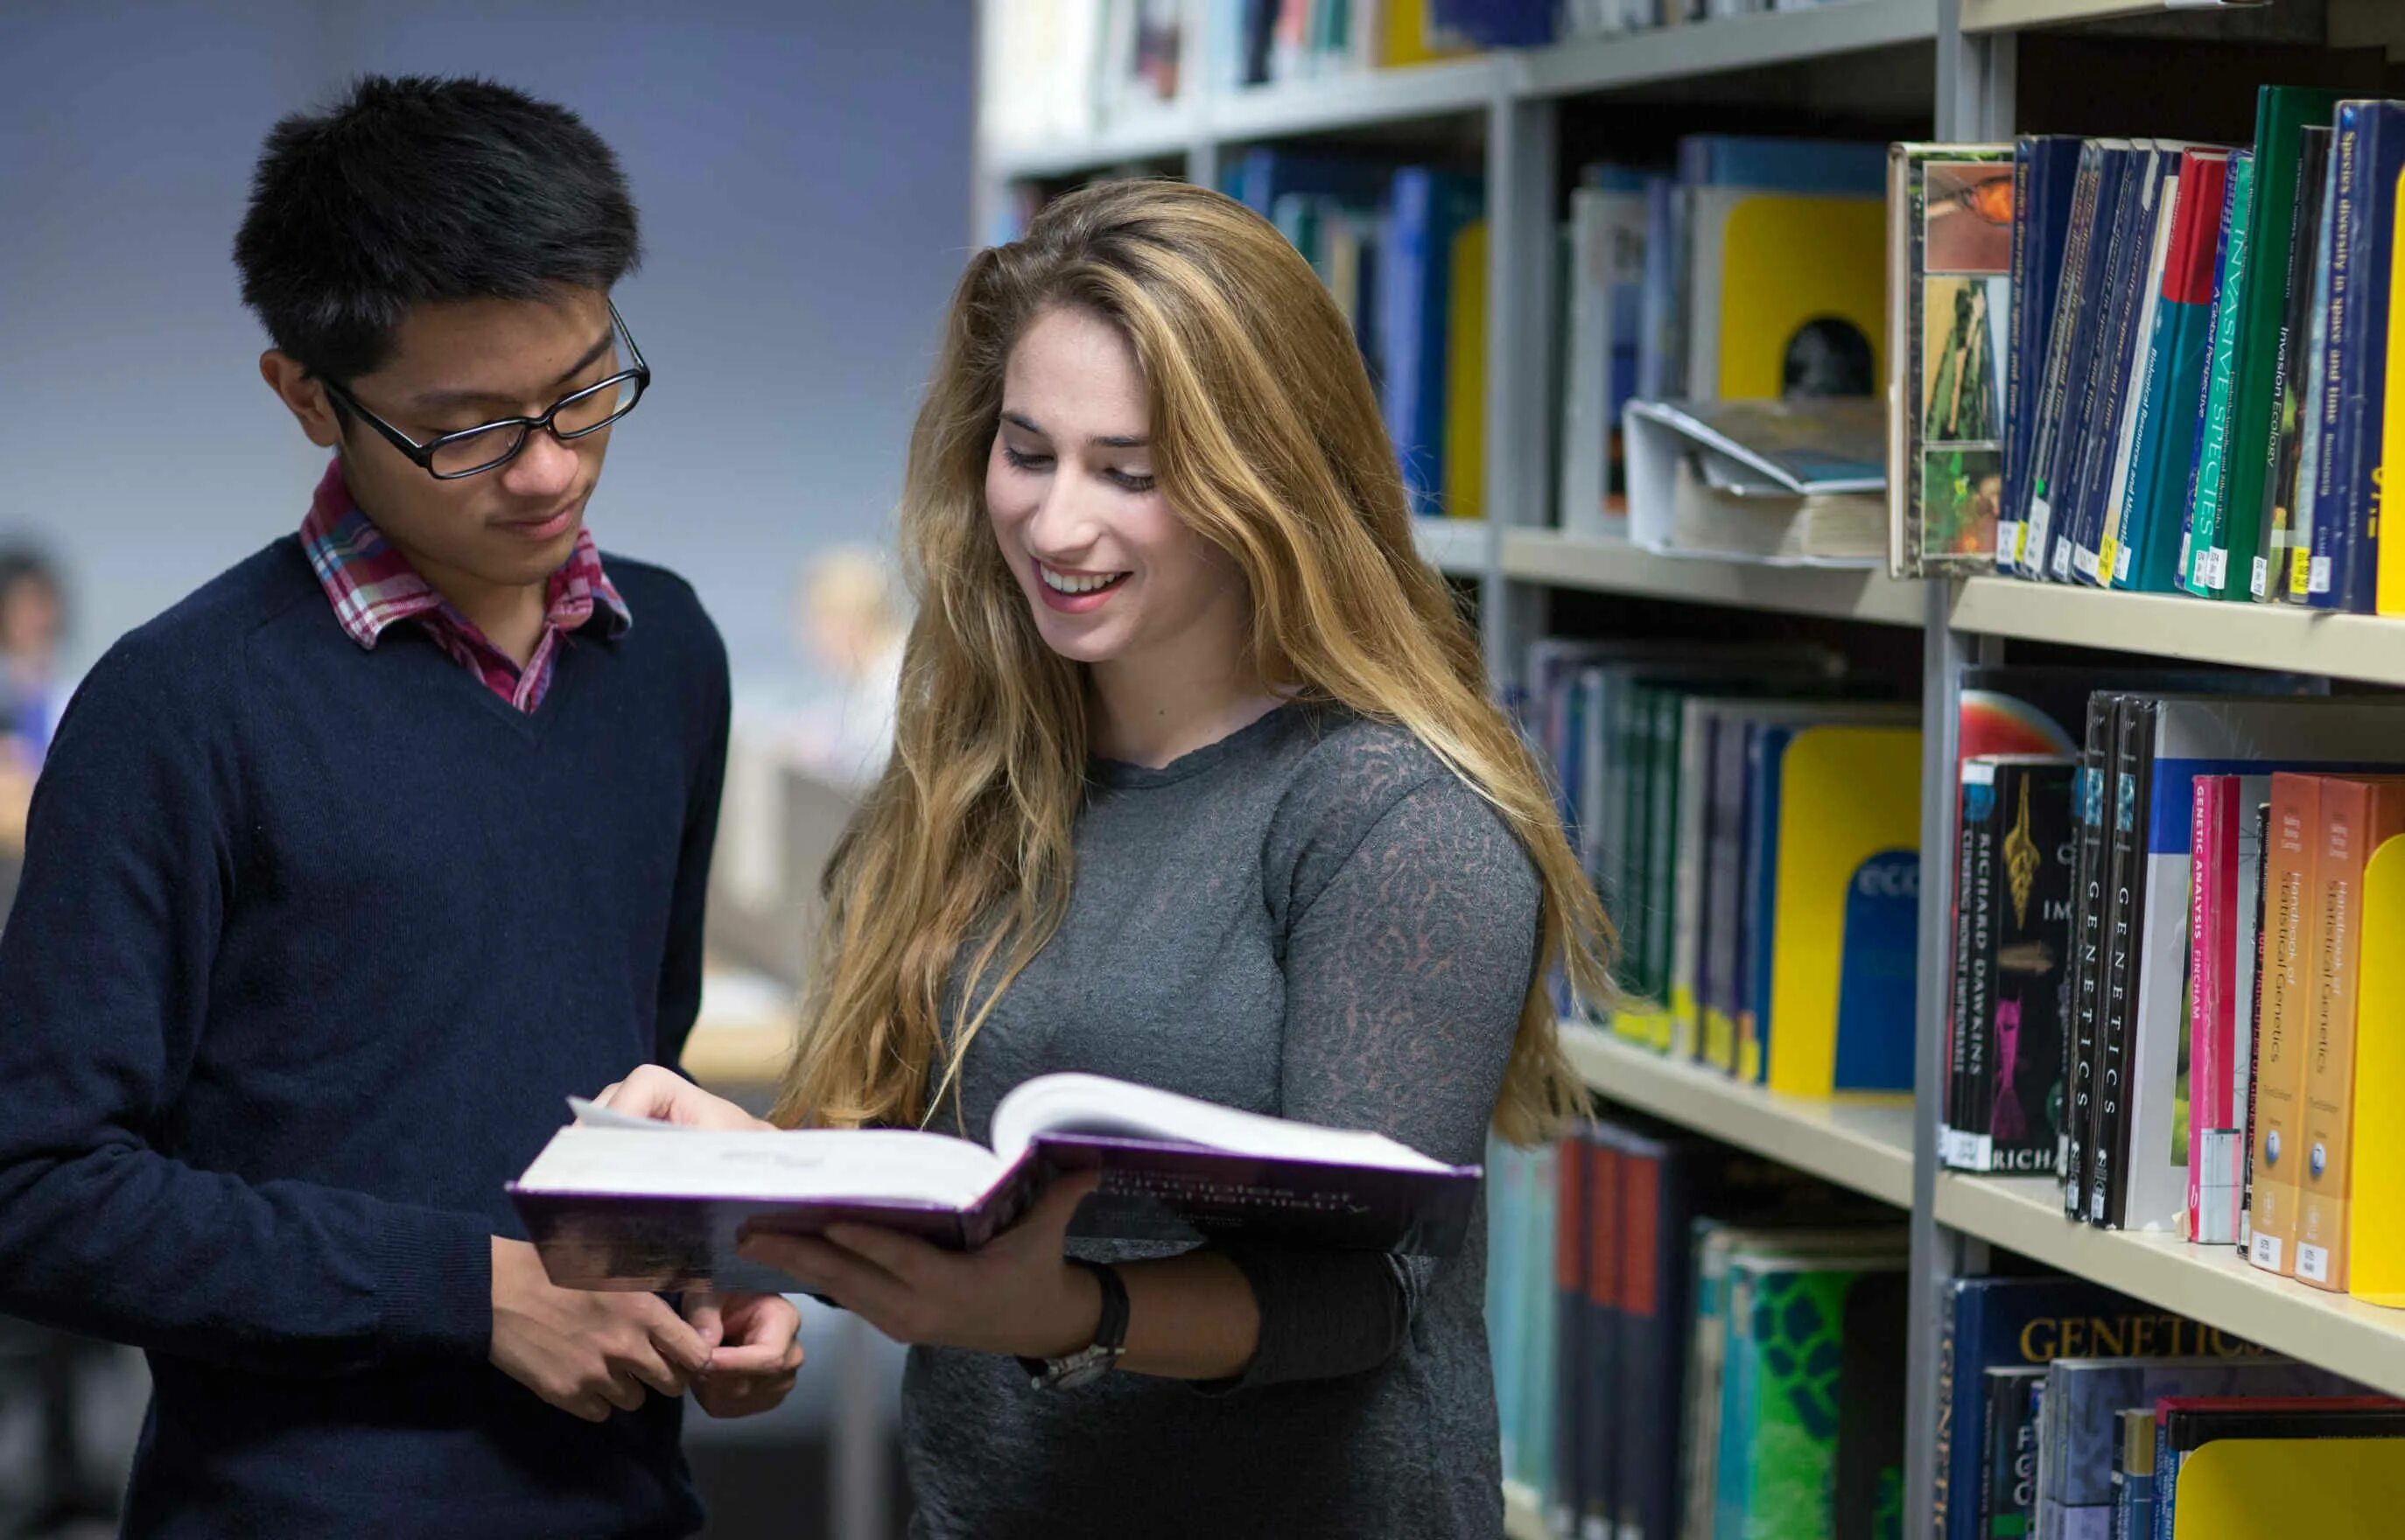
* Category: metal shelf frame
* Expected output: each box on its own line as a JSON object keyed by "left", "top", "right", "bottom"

{"left": 973, "top": 4, "right": 2405, "bottom": 1536}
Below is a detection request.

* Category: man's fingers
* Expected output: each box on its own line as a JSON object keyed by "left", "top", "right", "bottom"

{"left": 625, "top": 1341, "right": 688, "bottom": 1399}
{"left": 684, "top": 1292, "right": 726, "bottom": 1353}
{"left": 598, "top": 1369, "right": 647, "bottom": 1412}
{"left": 632, "top": 1296, "right": 713, "bottom": 1376}
{"left": 568, "top": 1394, "right": 613, "bottom": 1424}
{"left": 707, "top": 1340, "right": 804, "bottom": 1375}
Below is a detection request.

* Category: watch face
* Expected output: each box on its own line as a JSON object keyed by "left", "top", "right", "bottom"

{"left": 1047, "top": 1344, "right": 1120, "bottom": 1390}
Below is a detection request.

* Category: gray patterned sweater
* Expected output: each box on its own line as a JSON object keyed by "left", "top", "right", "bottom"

{"left": 901, "top": 702, "right": 1540, "bottom": 1539}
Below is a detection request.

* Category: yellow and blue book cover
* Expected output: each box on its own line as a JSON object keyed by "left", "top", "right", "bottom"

{"left": 1442, "top": 219, "right": 1487, "bottom": 521}
{"left": 1691, "top": 190, "right": 1888, "bottom": 402}
{"left": 1765, "top": 724, "right": 1923, "bottom": 1097}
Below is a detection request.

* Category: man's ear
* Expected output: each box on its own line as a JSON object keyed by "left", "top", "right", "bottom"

{"left": 259, "top": 351, "right": 342, "bottom": 450}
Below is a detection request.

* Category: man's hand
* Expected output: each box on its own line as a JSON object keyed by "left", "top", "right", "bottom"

{"left": 594, "top": 1064, "right": 774, "bottom": 1130}
{"left": 488, "top": 1237, "right": 713, "bottom": 1422}
{"left": 687, "top": 1292, "right": 804, "bottom": 1418}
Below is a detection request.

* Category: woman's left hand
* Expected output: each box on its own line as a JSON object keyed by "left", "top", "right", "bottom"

{"left": 737, "top": 1171, "right": 1105, "bottom": 1359}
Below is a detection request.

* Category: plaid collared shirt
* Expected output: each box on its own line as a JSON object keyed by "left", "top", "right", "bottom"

{"left": 298, "top": 459, "right": 630, "bottom": 713}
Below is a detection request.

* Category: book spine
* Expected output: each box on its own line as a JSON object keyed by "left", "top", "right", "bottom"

{"left": 2239, "top": 796, "right": 2274, "bottom": 1253}
{"left": 1583, "top": 1130, "right": 1625, "bottom": 1540}
{"left": 2222, "top": 92, "right": 2343, "bottom": 603}
{"left": 2183, "top": 149, "right": 2256, "bottom": 597}
{"left": 2176, "top": 155, "right": 2242, "bottom": 591}
{"left": 2078, "top": 151, "right": 2165, "bottom": 585}
{"left": 2303, "top": 111, "right": 2357, "bottom": 605}
{"left": 1990, "top": 760, "right": 2074, "bottom": 1173}
{"left": 2248, "top": 773, "right": 2323, "bottom": 1275}
{"left": 2002, "top": 140, "right": 2035, "bottom": 570}
{"left": 1950, "top": 768, "right": 1987, "bottom": 1167}
{"left": 2055, "top": 149, "right": 2142, "bottom": 583}
{"left": 2195, "top": 778, "right": 2247, "bottom": 1245}
{"left": 2023, "top": 145, "right": 2107, "bottom": 579}
{"left": 2348, "top": 107, "right": 2403, "bottom": 613}
{"left": 2187, "top": 777, "right": 2223, "bottom": 1242}
{"left": 1967, "top": 766, "right": 2001, "bottom": 1170}
{"left": 1551, "top": 1129, "right": 1588, "bottom": 1536}
{"left": 2093, "top": 698, "right": 2155, "bottom": 1228}
{"left": 2063, "top": 696, "right": 2114, "bottom": 1212}
{"left": 2257, "top": 130, "right": 2334, "bottom": 602}
{"left": 1934, "top": 1285, "right": 1960, "bottom": 1540}
{"left": 2107, "top": 171, "right": 2184, "bottom": 588}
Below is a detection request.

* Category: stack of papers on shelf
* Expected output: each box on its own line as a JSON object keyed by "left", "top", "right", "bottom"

{"left": 1625, "top": 397, "right": 1889, "bottom": 565}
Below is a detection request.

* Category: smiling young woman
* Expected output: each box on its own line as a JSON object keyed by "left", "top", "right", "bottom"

{"left": 606, "top": 178, "right": 1616, "bottom": 1539}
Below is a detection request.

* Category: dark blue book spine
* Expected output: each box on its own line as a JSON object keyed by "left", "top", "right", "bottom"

{"left": 1740, "top": 726, "right": 1791, "bottom": 1086}
{"left": 2018, "top": 143, "right": 2106, "bottom": 575}
{"left": 2310, "top": 105, "right": 2365, "bottom": 609}
{"left": 2335, "top": 104, "right": 2405, "bottom": 612}
{"left": 2068, "top": 146, "right": 2158, "bottom": 584}
{"left": 2005, "top": 140, "right": 2037, "bottom": 552}
{"left": 2038, "top": 145, "right": 2133, "bottom": 580}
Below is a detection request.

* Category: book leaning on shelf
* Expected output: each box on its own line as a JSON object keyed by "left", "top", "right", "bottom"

{"left": 509, "top": 1074, "right": 1476, "bottom": 1293}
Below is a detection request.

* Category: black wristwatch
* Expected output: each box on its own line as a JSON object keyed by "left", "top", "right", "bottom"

{"left": 1019, "top": 1259, "right": 1128, "bottom": 1391}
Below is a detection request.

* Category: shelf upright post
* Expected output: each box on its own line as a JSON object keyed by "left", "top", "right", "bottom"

{"left": 1486, "top": 81, "right": 1556, "bottom": 697}
{"left": 1905, "top": 7, "right": 2016, "bottom": 1536}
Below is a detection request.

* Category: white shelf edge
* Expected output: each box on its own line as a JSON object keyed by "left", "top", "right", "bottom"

{"left": 1413, "top": 516, "right": 1490, "bottom": 578}
{"left": 1559, "top": 1020, "right": 1918, "bottom": 1208}
{"left": 1503, "top": 1480, "right": 1553, "bottom": 1540}
{"left": 982, "top": 107, "right": 1201, "bottom": 180}
{"left": 1503, "top": 527, "right": 1926, "bottom": 626}
{"left": 1950, "top": 575, "right": 2405, "bottom": 688}
{"left": 1522, "top": 0, "right": 1938, "bottom": 97}
{"left": 1936, "top": 1173, "right": 2405, "bottom": 1399}
{"left": 1961, "top": 0, "right": 2268, "bottom": 32}
{"left": 1207, "top": 56, "right": 1507, "bottom": 144}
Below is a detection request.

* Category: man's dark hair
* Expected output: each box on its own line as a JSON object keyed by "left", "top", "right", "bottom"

{"left": 234, "top": 74, "right": 641, "bottom": 384}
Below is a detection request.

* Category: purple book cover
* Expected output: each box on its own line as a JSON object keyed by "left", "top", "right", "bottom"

{"left": 512, "top": 1132, "right": 1481, "bottom": 1292}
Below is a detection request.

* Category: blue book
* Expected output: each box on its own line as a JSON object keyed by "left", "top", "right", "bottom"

{"left": 1676, "top": 134, "right": 1888, "bottom": 195}
{"left": 1933, "top": 1277, "right": 2230, "bottom": 1540}
{"left": 1427, "top": 0, "right": 1554, "bottom": 46}
{"left": 2029, "top": 143, "right": 2134, "bottom": 582}
{"left": 1224, "top": 147, "right": 1390, "bottom": 220}
{"left": 1376, "top": 166, "right": 1482, "bottom": 517}
{"left": 2324, "top": 102, "right": 2405, "bottom": 612}
{"left": 2065, "top": 144, "right": 2162, "bottom": 585}
{"left": 2176, "top": 151, "right": 2252, "bottom": 590}
{"left": 1738, "top": 724, "right": 1791, "bottom": 1087}
{"left": 2005, "top": 136, "right": 2086, "bottom": 567}
{"left": 1637, "top": 173, "right": 1681, "bottom": 400}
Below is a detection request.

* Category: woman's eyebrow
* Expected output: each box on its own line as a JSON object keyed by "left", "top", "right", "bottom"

{"left": 1000, "top": 410, "right": 1147, "bottom": 450}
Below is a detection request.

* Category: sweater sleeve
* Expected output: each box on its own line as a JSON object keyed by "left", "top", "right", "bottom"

{"left": 652, "top": 612, "right": 730, "bottom": 1070}
{"left": 1221, "top": 764, "right": 1539, "bottom": 1390}
{"left": 0, "top": 642, "right": 492, "bottom": 1375}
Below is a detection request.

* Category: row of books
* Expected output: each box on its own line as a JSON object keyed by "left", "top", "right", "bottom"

{"left": 1556, "top": 136, "right": 1889, "bottom": 553}
{"left": 1488, "top": 1112, "right": 1904, "bottom": 1540}
{"left": 1486, "top": 1110, "right": 2399, "bottom": 1540}
{"left": 981, "top": 0, "right": 1533, "bottom": 146}
{"left": 1565, "top": 0, "right": 1866, "bottom": 40}
{"left": 1518, "top": 635, "right": 1922, "bottom": 1096}
{"left": 1930, "top": 1272, "right": 2388, "bottom": 1540}
{"left": 1224, "top": 150, "right": 1489, "bottom": 516}
{"left": 1940, "top": 686, "right": 2405, "bottom": 1305}
{"left": 1891, "top": 93, "right": 2405, "bottom": 621}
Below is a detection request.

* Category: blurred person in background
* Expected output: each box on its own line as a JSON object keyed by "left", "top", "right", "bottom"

{"left": 601, "top": 179, "right": 1618, "bottom": 1540}
{"left": 0, "top": 548, "right": 66, "bottom": 769}
{"left": 0, "top": 75, "right": 798, "bottom": 1540}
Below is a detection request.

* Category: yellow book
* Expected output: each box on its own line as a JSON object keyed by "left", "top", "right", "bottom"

{"left": 2346, "top": 830, "right": 2405, "bottom": 1305}
{"left": 2171, "top": 1438, "right": 2405, "bottom": 1540}
{"left": 2381, "top": 164, "right": 2405, "bottom": 616}
{"left": 1764, "top": 724, "right": 1924, "bottom": 1098}
{"left": 1690, "top": 190, "right": 1888, "bottom": 402}
{"left": 1441, "top": 219, "right": 1487, "bottom": 521}
{"left": 1376, "top": 0, "right": 1475, "bottom": 68}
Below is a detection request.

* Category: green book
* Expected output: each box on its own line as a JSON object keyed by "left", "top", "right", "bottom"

{"left": 2212, "top": 84, "right": 2340, "bottom": 602}
{"left": 2181, "top": 150, "right": 2256, "bottom": 595}
{"left": 1644, "top": 688, "right": 1686, "bottom": 1039}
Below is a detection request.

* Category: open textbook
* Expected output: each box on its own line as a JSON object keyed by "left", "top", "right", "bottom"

{"left": 508, "top": 1073, "right": 1481, "bottom": 1292}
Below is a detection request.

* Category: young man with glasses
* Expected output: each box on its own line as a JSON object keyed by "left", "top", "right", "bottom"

{"left": 0, "top": 76, "right": 797, "bottom": 1537}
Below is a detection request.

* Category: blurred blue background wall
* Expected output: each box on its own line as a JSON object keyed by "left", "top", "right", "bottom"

{"left": 0, "top": 0, "right": 972, "bottom": 682}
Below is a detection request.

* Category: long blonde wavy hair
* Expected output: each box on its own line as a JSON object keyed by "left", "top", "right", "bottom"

{"left": 772, "top": 179, "right": 1613, "bottom": 1144}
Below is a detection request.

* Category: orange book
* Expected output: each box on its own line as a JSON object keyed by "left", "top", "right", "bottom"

{"left": 2247, "top": 772, "right": 2324, "bottom": 1277}
{"left": 2294, "top": 777, "right": 2405, "bottom": 1291}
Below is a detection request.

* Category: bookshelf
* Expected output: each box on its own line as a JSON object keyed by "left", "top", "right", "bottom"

{"left": 1562, "top": 1020, "right": 1917, "bottom": 1207}
{"left": 1951, "top": 577, "right": 2405, "bottom": 689}
{"left": 1937, "top": 1174, "right": 2405, "bottom": 1401}
{"left": 1503, "top": 1480, "right": 1550, "bottom": 1540}
{"left": 972, "top": 4, "right": 2405, "bottom": 1537}
{"left": 1504, "top": 529, "right": 1925, "bottom": 626}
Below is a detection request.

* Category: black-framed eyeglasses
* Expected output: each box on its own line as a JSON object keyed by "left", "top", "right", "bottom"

{"left": 319, "top": 299, "right": 650, "bottom": 480}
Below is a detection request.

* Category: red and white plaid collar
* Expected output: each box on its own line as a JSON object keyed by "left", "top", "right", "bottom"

{"left": 298, "top": 458, "right": 630, "bottom": 653}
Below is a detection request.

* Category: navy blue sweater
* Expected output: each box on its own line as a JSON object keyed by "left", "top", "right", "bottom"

{"left": 0, "top": 536, "right": 729, "bottom": 1538}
